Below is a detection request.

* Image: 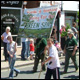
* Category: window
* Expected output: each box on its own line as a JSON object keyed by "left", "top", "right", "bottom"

{"left": 1, "top": 8, "right": 22, "bottom": 47}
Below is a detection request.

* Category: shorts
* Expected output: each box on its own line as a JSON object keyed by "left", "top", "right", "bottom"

{"left": 30, "top": 51, "right": 34, "bottom": 55}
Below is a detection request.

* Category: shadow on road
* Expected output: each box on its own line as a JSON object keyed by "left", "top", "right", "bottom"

{"left": 60, "top": 71, "right": 76, "bottom": 75}
{"left": 63, "top": 75, "right": 79, "bottom": 79}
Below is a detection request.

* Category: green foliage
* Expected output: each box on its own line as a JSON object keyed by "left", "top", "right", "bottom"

{"left": 61, "top": 31, "right": 67, "bottom": 37}
{"left": 47, "top": 12, "right": 56, "bottom": 24}
{"left": 21, "top": 14, "right": 34, "bottom": 28}
{"left": 65, "top": 23, "right": 71, "bottom": 31}
{"left": 61, "top": 23, "right": 71, "bottom": 37}
{"left": 18, "top": 28, "right": 51, "bottom": 38}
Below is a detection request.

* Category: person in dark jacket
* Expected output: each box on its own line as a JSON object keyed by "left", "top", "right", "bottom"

{"left": 63, "top": 30, "right": 79, "bottom": 73}
{"left": 32, "top": 38, "right": 47, "bottom": 72}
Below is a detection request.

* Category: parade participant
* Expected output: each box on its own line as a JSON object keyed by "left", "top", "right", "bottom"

{"left": 63, "top": 30, "right": 79, "bottom": 73}
{"left": 30, "top": 39, "right": 35, "bottom": 60}
{"left": 55, "top": 41, "right": 63, "bottom": 57}
{"left": 26, "top": 38, "right": 30, "bottom": 60}
{"left": 72, "top": 22, "right": 78, "bottom": 40}
{"left": 1, "top": 26, "right": 11, "bottom": 61}
{"left": 32, "top": 38, "right": 47, "bottom": 72}
{"left": 21, "top": 37, "right": 27, "bottom": 60}
{"left": 60, "top": 25, "right": 66, "bottom": 50}
{"left": 42, "top": 38, "right": 60, "bottom": 79}
{"left": 7, "top": 36, "right": 20, "bottom": 79}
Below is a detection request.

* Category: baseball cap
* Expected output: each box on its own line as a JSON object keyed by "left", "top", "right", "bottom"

{"left": 67, "top": 30, "right": 74, "bottom": 35}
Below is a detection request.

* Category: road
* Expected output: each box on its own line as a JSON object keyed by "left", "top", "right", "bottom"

{"left": 1, "top": 56, "right": 79, "bottom": 79}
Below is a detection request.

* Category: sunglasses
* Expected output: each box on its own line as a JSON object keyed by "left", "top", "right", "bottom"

{"left": 68, "top": 34, "right": 71, "bottom": 35}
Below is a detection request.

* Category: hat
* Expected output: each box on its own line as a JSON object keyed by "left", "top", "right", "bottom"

{"left": 6, "top": 26, "right": 10, "bottom": 31}
{"left": 67, "top": 29, "right": 72, "bottom": 32}
{"left": 67, "top": 30, "right": 74, "bottom": 35}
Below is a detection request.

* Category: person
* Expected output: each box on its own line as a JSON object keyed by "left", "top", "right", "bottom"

{"left": 32, "top": 38, "right": 47, "bottom": 72}
{"left": 26, "top": 38, "right": 30, "bottom": 60}
{"left": 21, "top": 37, "right": 27, "bottom": 60}
{"left": 29, "top": 39, "right": 35, "bottom": 60}
{"left": 63, "top": 30, "right": 79, "bottom": 73}
{"left": 55, "top": 41, "right": 63, "bottom": 57}
{"left": 7, "top": 36, "right": 20, "bottom": 79}
{"left": 60, "top": 25, "right": 66, "bottom": 50}
{"left": 42, "top": 38, "right": 60, "bottom": 79}
{"left": 60, "top": 25, "right": 66, "bottom": 34}
{"left": 51, "top": 28, "right": 57, "bottom": 41}
{"left": 72, "top": 22, "right": 78, "bottom": 41}
{"left": 1, "top": 26, "right": 11, "bottom": 61}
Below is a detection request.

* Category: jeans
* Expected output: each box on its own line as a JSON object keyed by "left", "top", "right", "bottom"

{"left": 3, "top": 42, "right": 9, "bottom": 60}
{"left": 21, "top": 42, "right": 26, "bottom": 59}
{"left": 25, "top": 41, "right": 30, "bottom": 58}
{"left": 9, "top": 56, "right": 20, "bottom": 78}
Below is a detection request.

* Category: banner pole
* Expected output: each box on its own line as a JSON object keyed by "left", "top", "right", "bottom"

{"left": 49, "top": 5, "right": 60, "bottom": 38}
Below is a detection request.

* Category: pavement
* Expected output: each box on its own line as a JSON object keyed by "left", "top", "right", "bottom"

{"left": 1, "top": 47, "right": 79, "bottom": 70}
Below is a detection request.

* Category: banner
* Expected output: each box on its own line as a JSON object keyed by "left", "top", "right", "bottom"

{"left": 18, "top": 5, "right": 59, "bottom": 38}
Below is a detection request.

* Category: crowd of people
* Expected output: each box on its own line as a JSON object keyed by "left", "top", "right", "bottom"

{"left": 1, "top": 22, "right": 79, "bottom": 79}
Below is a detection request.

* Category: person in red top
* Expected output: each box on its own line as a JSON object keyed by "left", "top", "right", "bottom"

{"left": 30, "top": 39, "right": 35, "bottom": 60}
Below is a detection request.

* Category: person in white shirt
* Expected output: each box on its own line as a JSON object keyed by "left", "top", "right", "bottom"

{"left": 42, "top": 38, "right": 60, "bottom": 79}
{"left": 1, "top": 26, "right": 11, "bottom": 61}
{"left": 7, "top": 36, "right": 20, "bottom": 79}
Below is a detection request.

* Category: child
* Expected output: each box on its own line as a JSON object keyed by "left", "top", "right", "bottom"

{"left": 55, "top": 41, "right": 63, "bottom": 57}
{"left": 30, "top": 39, "right": 35, "bottom": 60}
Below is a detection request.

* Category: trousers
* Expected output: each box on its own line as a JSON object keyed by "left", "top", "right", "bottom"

{"left": 64, "top": 51, "right": 78, "bottom": 72}
{"left": 45, "top": 67, "right": 60, "bottom": 79}
{"left": 8, "top": 56, "right": 20, "bottom": 78}
{"left": 33, "top": 54, "right": 46, "bottom": 71}
{"left": 3, "top": 42, "right": 9, "bottom": 60}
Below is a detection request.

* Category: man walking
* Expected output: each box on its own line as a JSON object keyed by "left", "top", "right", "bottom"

{"left": 42, "top": 38, "right": 60, "bottom": 79}
{"left": 32, "top": 38, "right": 47, "bottom": 72}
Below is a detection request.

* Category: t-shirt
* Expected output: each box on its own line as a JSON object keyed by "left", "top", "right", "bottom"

{"left": 35, "top": 38, "right": 47, "bottom": 54}
{"left": 21, "top": 38, "right": 28, "bottom": 42}
{"left": 65, "top": 36, "right": 77, "bottom": 51}
{"left": 7, "top": 41, "right": 16, "bottom": 59}
{"left": 2, "top": 32, "right": 11, "bottom": 43}
{"left": 30, "top": 43, "right": 34, "bottom": 51}
{"left": 47, "top": 44, "right": 60, "bottom": 69}
{"left": 60, "top": 28, "right": 66, "bottom": 34}
{"left": 72, "top": 27, "right": 78, "bottom": 33}
{"left": 72, "top": 27, "right": 78, "bottom": 37}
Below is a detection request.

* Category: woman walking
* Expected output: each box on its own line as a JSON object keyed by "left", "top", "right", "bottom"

{"left": 1, "top": 26, "right": 11, "bottom": 61}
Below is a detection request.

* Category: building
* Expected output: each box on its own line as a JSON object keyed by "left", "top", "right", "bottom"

{"left": 60, "top": 1, "right": 79, "bottom": 28}
{"left": 1, "top": 1, "right": 23, "bottom": 48}
{"left": 1, "top": 1, "right": 79, "bottom": 48}
{"left": 39, "top": 1, "right": 79, "bottom": 41}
